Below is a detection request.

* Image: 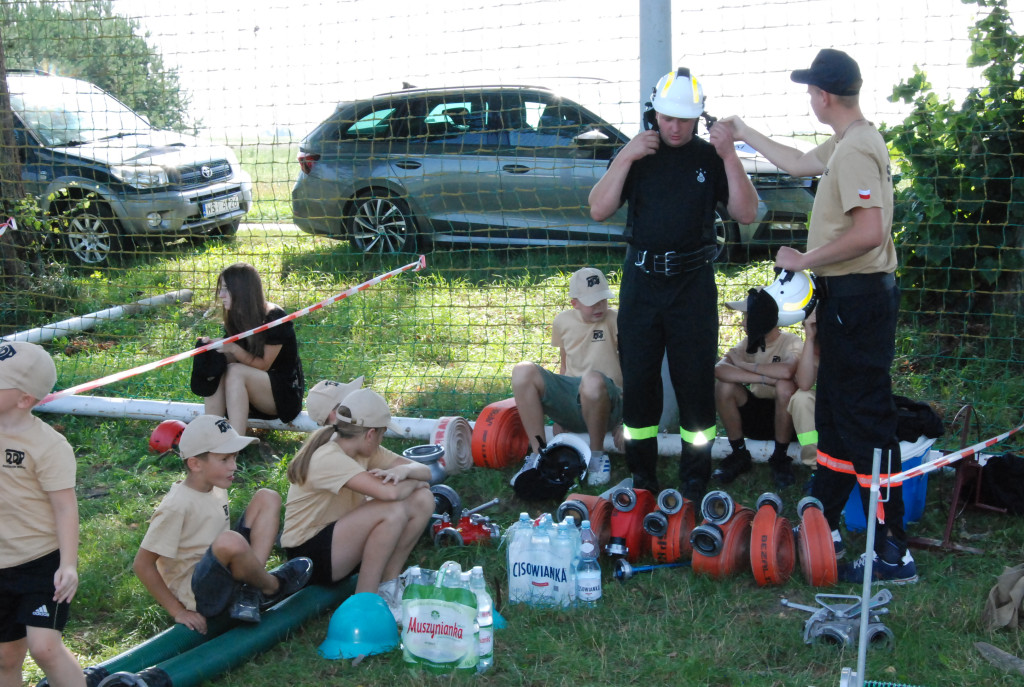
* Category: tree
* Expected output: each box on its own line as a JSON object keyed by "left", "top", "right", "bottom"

{"left": 1, "top": 0, "right": 194, "bottom": 132}
{"left": 886, "top": 0, "right": 1023, "bottom": 338}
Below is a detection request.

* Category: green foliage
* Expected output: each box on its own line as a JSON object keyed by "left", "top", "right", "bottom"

{"left": 886, "top": 0, "right": 1024, "bottom": 322}
{"left": 2, "top": 0, "right": 194, "bottom": 132}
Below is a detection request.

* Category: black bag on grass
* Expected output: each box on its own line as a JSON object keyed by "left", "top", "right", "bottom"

{"left": 190, "top": 339, "right": 227, "bottom": 397}
{"left": 979, "top": 453, "right": 1024, "bottom": 515}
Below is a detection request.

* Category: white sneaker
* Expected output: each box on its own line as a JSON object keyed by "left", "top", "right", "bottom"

{"left": 378, "top": 577, "right": 403, "bottom": 624}
{"left": 587, "top": 453, "right": 611, "bottom": 486}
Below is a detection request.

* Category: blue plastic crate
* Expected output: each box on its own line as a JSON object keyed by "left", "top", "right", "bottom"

{"left": 843, "top": 437, "right": 936, "bottom": 533}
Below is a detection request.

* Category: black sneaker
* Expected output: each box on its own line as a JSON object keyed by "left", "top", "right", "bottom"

{"left": 711, "top": 449, "right": 752, "bottom": 484}
{"left": 837, "top": 548, "right": 918, "bottom": 585}
{"left": 632, "top": 472, "right": 660, "bottom": 494}
{"left": 768, "top": 457, "right": 796, "bottom": 489}
{"left": 262, "top": 557, "right": 313, "bottom": 608}
{"left": 229, "top": 584, "right": 261, "bottom": 623}
{"left": 681, "top": 478, "right": 707, "bottom": 505}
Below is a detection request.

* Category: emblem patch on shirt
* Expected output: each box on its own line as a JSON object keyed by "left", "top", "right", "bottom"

{"left": 592, "top": 330, "right": 605, "bottom": 342}
{"left": 696, "top": 168, "right": 706, "bottom": 183}
{"left": 858, "top": 189, "right": 871, "bottom": 199}
{"left": 4, "top": 448, "right": 26, "bottom": 467}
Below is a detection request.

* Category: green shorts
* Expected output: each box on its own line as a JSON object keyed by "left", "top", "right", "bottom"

{"left": 537, "top": 366, "right": 623, "bottom": 435}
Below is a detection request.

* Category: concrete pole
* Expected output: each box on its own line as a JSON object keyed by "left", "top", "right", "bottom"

{"left": 639, "top": 0, "right": 672, "bottom": 114}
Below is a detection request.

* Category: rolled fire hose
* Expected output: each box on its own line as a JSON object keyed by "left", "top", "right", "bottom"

{"left": 691, "top": 504, "right": 755, "bottom": 579}
{"left": 558, "top": 493, "right": 613, "bottom": 550}
{"left": 750, "top": 492, "right": 795, "bottom": 586}
{"left": 430, "top": 416, "right": 473, "bottom": 475}
{"left": 645, "top": 491, "right": 696, "bottom": 564}
{"left": 471, "top": 398, "right": 529, "bottom": 469}
{"left": 796, "top": 496, "right": 837, "bottom": 587}
{"left": 605, "top": 487, "right": 656, "bottom": 563}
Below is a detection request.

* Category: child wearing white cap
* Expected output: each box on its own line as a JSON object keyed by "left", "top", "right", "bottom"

{"left": 133, "top": 415, "right": 312, "bottom": 632}
{"left": 281, "top": 389, "right": 434, "bottom": 618}
{"left": 0, "top": 342, "right": 86, "bottom": 687}
{"left": 511, "top": 267, "right": 623, "bottom": 485}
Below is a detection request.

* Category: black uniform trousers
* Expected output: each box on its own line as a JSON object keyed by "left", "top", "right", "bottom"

{"left": 810, "top": 275, "right": 906, "bottom": 555}
{"left": 618, "top": 259, "right": 719, "bottom": 489}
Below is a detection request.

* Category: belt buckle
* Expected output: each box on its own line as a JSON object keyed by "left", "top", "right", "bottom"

{"left": 661, "top": 250, "right": 678, "bottom": 276}
{"left": 634, "top": 249, "right": 650, "bottom": 274}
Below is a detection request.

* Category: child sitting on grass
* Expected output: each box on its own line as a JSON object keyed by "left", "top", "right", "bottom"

{"left": 0, "top": 342, "right": 86, "bottom": 687}
{"left": 281, "top": 389, "right": 434, "bottom": 619}
{"left": 133, "top": 415, "right": 312, "bottom": 634}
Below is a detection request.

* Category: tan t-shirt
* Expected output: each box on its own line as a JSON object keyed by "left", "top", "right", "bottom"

{"left": 140, "top": 482, "right": 230, "bottom": 611}
{"left": 0, "top": 416, "right": 77, "bottom": 568}
{"left": 807, "top": 124, "right": 897, "bottom": 277}
{"left": 551, "top": 308, "right": 622, "bottom": 387}
{"left": 281, "top": 442, "right": 398, "bottom": 549}
{"left": 725, "top": 331, "right": 803, "bottom": 400}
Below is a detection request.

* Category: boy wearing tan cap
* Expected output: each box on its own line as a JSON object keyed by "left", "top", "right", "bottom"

{"left": 512, "top": 267, "right": 623, "bottom": 486}
{"left": 132, "top": 415, "right": 312, "bottom": 633}
{"left": 0, "top": 342, "right": 86, "bottom": 687}
{"left": 305, "top": 376, "right": 364, "bottom": 426}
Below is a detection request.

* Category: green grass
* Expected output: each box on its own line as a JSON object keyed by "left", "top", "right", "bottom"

{"left": 11, "top": 227, "right": 1024, "bottom": 686}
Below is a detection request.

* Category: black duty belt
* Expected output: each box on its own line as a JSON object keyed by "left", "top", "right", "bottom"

{"left": 627, "top": 245, "right": 716, "bottom": 277}
{"left": 816, "top": 272, "right": 896, "bottom": 298}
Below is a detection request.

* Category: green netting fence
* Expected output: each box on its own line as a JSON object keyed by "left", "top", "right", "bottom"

{"left": 0, "top": 0, "right": 1020, "bottom": 445}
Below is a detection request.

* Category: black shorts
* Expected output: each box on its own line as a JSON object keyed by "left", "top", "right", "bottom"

{"left": 191, "top": 514, "right": 251, "bottom": 618}
{"left": 284, "top": 524, "right": 337, "bottom": 587}
{"left": 738, "top": 391, "right": 776, "bottom": 441}
{"left": 0, "top": 550, "right": 71, "bottom": 641}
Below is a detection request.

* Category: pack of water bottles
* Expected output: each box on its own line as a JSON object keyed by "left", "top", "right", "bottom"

{"left": 401, "top": 561, "right": 494, "bottom": 675}
{"left": 505, "top": 512, "right": 602, "bottom": 608}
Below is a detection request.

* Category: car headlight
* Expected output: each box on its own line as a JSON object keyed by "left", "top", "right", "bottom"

{"left": 110, "top": 164, "right": 169, "bottom": 189}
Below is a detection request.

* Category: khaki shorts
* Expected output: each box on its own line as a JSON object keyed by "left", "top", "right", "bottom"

{"left": 537, "top": 366, "right": 623, "bottom": 434}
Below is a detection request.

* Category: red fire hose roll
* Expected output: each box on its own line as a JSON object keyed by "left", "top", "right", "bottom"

{"left": 561, "top": 493, "right": 613, "bottom": 550}
{"left": 648, "top": 499, "right": 696, "bottom": 563}
{"left": 691, "top": 507, "right": 755, "bottom": 579}
{"left": 796, "top": 497, "right": 837, "bottom": 587}
{"left": 750, "top": 502, "right": 795, "bottom": 586}
{"left": 471, "top": 398, "right": 530, "bottom": 469}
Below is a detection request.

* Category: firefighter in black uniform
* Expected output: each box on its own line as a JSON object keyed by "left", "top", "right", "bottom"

{"left": 589, "top": 68, "right": 759, "bottom": 502}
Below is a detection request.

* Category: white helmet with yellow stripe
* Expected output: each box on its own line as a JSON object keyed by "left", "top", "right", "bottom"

{"left": 651, "top": 67, "right": 706, "bottom": 119}
{"left": 764, "top": 269, "right": 818, "bottom": 326}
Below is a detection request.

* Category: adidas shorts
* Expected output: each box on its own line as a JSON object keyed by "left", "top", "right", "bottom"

{"left": 0, "top": 550, "right": 71, "bottom": 641}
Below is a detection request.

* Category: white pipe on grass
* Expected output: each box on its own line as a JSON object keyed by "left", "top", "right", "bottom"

{"left": 35, "top": 395, "right": 801, "bottom": 460}
{"left": 3, "top": 290, "right": 194, "bottom": 344}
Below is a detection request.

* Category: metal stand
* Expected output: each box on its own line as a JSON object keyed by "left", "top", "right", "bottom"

{"left": 908, "top": 404, "right": 1004, "bottom": 555}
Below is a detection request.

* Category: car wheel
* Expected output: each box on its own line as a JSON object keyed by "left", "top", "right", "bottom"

{"left": 61, "top": 203, "right": 122, "bottom": 266}
{"left": 348, "top": 192, "right": 417, "bottom": 254}
{"left": 212, "top": 219, "right": 240, "bottom": 239}
{"left": 714, "top": 210, "right": 743, "bottom": 264}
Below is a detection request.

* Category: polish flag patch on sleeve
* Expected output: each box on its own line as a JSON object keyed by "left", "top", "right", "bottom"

{"left": 858, "top": 189, "right": 872, "bottom": 199}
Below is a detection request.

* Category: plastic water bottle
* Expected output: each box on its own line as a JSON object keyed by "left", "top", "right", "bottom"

{"left": 576, "top": 520, "right": 602, "bottom": 606}
{"left": 470, "top": 566, "right": 494, "bottom": 673}
{"left": 554, "top": 521, "right": 576, "bottom": 607}
{"left": 529, "top": 514, "right": 553, "bottom": 606}
{"left": 507, "top": 512, "right": 533, "bottom": 604}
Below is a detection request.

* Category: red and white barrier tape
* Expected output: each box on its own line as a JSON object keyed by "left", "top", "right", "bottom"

{"left": 0, "top": 217, "right": 16, "bottom": 237}
{"left": 38, "top": 255, "right": 427, "bottom": 406}
{"left": 870, "top": 421, "right": 1024, "bottom": 487}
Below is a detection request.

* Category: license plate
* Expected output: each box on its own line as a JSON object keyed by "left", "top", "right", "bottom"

{"left": 202, "top": 195, "right": 240, "bottom": 218}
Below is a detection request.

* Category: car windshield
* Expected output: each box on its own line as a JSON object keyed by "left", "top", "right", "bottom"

{"left": 9, "top": 77, "right": 152, "bottom": 147}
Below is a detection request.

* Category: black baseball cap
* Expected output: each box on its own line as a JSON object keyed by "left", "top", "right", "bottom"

{"left": 791, "top": 49, "right": 862, "bottom": 96}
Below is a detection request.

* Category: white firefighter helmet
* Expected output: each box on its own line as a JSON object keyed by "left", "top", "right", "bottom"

{"left": 763, "top": 269, "right": 818, "bottom": 326}
{"left": 651, "top": 67, "right": 706, "bottom": 119}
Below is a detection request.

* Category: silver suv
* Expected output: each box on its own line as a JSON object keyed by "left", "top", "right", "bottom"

{"left": 7, "top": 71, "right": 252, "bottom": 265}
{"left": 292, "top": 85, "right": 813, "bottom": 257}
